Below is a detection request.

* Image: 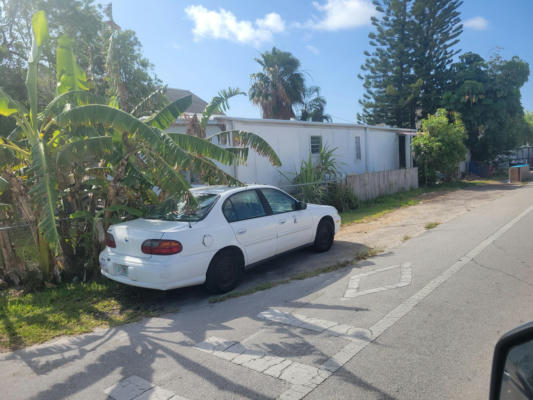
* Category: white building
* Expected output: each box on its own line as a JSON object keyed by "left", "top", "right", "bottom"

{"left": 169, "top": 116, "right": 417, "bottom": 188}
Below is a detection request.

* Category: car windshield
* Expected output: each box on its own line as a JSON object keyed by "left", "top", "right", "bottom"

{"left": 145, "top": 192, "right": 219, "bottom": 222}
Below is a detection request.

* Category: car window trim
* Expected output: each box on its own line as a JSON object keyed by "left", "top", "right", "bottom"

{"left": 222, "top": 189, "right": 272, "bottom": 223}
{"left": 259, "top": 188, "right": 298, "bottom": 215}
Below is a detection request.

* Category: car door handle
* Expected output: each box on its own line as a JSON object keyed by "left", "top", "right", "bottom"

{"left": 237, "top": 229, "right": 247, "bottom": 235}
{"left": 279, "top": 220, "right": 286, "bottom": 224}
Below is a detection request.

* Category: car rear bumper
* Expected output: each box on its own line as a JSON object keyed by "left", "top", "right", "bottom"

{"left": 99, "top": 248, "right": 210, "bottom": 290}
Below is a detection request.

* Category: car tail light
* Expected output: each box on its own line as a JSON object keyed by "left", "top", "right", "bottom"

{"left": 141, "top": 239, "right": 183, "bottom": 255}
{"left": 105, "top": 232, "right": 116, "bottom": 248}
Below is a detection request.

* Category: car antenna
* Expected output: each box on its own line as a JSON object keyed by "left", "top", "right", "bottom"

{"left": 188, "top": 220, "right": 192, "bottom": 229}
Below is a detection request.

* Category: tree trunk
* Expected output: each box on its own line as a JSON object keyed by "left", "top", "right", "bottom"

{"left": 0, "top": 227, "right": 25, "bottom": 286}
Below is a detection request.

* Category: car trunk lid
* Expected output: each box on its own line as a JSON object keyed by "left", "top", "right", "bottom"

{"left": 109, "top": 218, "right": 190, "bottom": 259}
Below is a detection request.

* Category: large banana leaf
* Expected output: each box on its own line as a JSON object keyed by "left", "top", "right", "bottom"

{"left": 56, "top": 35, "right": 89, "bottom": 95}
{"left": 144, "top": 95, "right": 192, "bottom": 130}
{"left": 56, "top": 136, "right": 112, "bottom": 167}
{"left": 201, "top": 88, "right": 244, "bottom": 130}
{"left": 225, "top": 147, "right": 249, "bottom": 164}
{"left": 167, "top": 132, "right": 236, "bottom": 165}
{"left": 207, "top": 130, "right": 281, "bottom": 166}
{"left": 182, "top": 153, "right": 241, "bottom": 186}
{"left": 130, "top": 86, "right": 166, "bottom": 117}
{"left": 136, "top": 151, "right": 191, "bottom": 196}
{"left": 0, "top": 177, "right": 7, "bottom": 195}
{"left": 28, "top": 141, "right": 59, "bottom": 248}
{"left": 55, "top": 105, "right": 192, "bottom": 169}
{"left": 0, "top": 88, "right": 25, "bottom": 117}
{"left": 42, "top": 91, "right": 105, "bottom": 123}
{"left": 0, "top": 137, "right": 30, "bottom": 157}
{"left": 26, "top": 11, "right": 49, "bottom": 131}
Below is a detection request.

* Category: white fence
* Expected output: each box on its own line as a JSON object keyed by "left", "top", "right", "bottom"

{"left": 346, "top": 168, "right": 419, "bottom": 201}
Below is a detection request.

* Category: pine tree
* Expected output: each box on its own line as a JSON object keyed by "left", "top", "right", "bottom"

{"left": 358, "top": 0, "right": 420, "bottom": 129}
{"left": 358, "top": 0, "right": 463, "bottom": 128}
{"left": 411, "top": 0, "right": 463, "bottom": 119}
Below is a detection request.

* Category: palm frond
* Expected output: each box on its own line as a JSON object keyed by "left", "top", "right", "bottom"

{"left": 143, "top": 95, "right": 192, "bottom": 130}
{"left": 201, "top": 88, "right": 244, "bottom": 129}
{"left": 206, "top": 130, "right": 281, "bottom": 166}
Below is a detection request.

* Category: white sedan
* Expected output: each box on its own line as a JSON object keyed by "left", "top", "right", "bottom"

{"left": 100, "top": 185, "right": 341, "bottom": 293}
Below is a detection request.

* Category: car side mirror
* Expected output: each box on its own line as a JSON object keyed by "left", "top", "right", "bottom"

{"left": 296, "top": 201, "right": 307, "bottom": 210}
{"left": 490, "top": 321, "right": 533, "bottom": 400}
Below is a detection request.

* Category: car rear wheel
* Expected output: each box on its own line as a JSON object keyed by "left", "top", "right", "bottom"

{"left": 205, "top": 248, "right": 244, "bottom": 294}
{"left": 313, "top": 219, "right": 334, "bottom": 253}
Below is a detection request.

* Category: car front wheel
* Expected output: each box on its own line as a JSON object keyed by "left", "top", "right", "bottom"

{"left": 205, "top": 248, "right": 244, "bottom": 294}
{"left": 313, "top": 219, "right": 334, "bottom": 252}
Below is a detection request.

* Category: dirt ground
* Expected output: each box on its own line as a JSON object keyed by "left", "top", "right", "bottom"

{"left": 337, "top": 183, "right": 526, "bottom": 251}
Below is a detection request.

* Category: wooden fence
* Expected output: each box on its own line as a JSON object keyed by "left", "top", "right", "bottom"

{"left": 346, "top": 168, "right": 418, "bottom": 201}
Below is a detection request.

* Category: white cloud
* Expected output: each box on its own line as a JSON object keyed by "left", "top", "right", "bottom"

{"left": 307, "top": 0, "right": 377, "bottom": 31}
{"left": 463, "top": 16, "right": 488, "bottom": 30}
{"left": 185, "top": 5, "right": 285, "bottom": 46}
{"left": 306, "top": 44, "right": 320, "bottom": 55}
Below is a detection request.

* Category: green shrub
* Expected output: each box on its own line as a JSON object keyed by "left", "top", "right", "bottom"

{"left": 413, "top": 108, "right": 467, "bottom": 186}
{"left": 324, "top": 183, "right": 359, "bottom": 212}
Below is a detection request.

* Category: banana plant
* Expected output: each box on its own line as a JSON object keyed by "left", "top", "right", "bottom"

{"left": 0, "top": 12, "right": 106, "bottom": 278}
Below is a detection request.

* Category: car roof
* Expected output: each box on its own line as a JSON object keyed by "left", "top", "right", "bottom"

{"left": 189, "top": 184, "right": 279, "bottom": 196}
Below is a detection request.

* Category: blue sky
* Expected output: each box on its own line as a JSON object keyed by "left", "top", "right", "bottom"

{"left": 108, "top": 0, "right": 533, "bottom": 122}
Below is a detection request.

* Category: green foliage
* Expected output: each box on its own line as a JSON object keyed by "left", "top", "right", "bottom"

{"left": 412, "top": 109, "right": 467, "bottom": 185}
{"left": 298, "top": 86, "right": 332, "bottom": 123}
{"left": 323, "top": 183, "right": 360, "bottom": 212}
{"left": 0, "top": 0, "right": 164, "bottom": 116}
{"left": 56, "top": 35, "right": 89, "bottom": 95}
{"left": 442, "top": 53, "right": 530, "bottom": 161}
{"left": 287, "top": 146, "right": 358, "bottom": 211}
{"left": 249, "top": 47, "right": 306, "bottom": 120}
{"left": 358, "top": 0, "right": 462, "bottom": 128}
{"left": 201, "top": 88, "right": 245, "bottom": 130}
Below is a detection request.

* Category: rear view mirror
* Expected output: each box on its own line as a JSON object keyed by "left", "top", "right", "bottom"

{"left": 296, "top": 201, "right": 307, "bottom": 210}
{"left": 490, "top": 321, "right": 533, "bottom": 400}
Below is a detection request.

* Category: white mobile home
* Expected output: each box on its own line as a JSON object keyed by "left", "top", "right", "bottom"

{"left": 169, "top": 116, "right": 417, "bottom": 187}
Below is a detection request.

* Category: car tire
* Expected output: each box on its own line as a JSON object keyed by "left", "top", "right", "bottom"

{"left": 205, "top": 248, "right": 244, "bottom": 294}
{"left": 313, "top": 219, "right": 334, "bottom": 253}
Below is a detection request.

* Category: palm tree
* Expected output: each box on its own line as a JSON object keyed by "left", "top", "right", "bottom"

{"left": 298, "top": 86, "right": 332, "bottom": 123}
{"left": 249, "top": 47, "right": 305, "bottom": 120}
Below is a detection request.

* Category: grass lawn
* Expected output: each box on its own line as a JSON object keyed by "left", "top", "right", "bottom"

{"left": 339, "top": 179, "right": 496, "bottom": 226}
{"left": 0, "top": 279, "right": 174, "bottom": 351}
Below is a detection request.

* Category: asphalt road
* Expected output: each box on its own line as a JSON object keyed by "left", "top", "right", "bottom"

{"left": 1, "top": 183, "right": 533, "bottom": 400}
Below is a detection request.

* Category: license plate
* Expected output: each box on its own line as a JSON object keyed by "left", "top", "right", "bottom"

{"left": 117, "top": 265, "right": 128, "bottom": 277}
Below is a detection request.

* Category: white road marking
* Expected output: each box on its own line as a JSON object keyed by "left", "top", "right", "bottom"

{"left": 343, "top": 262, "right": 412, "bottom": 298}
{"left": 257, "top": 308, "right": 372, "bottom": 341}
{"left": 199, "top": 203, "right": 533, "bottom": 400}
{"left": 105, "top": 375, "right": 186, "bottom": 400}
{"left": 278, "top": 203, "right": 533, "bottom": 399}
{"left": 194, "top": 336, "right": 331, "bottom": 398}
